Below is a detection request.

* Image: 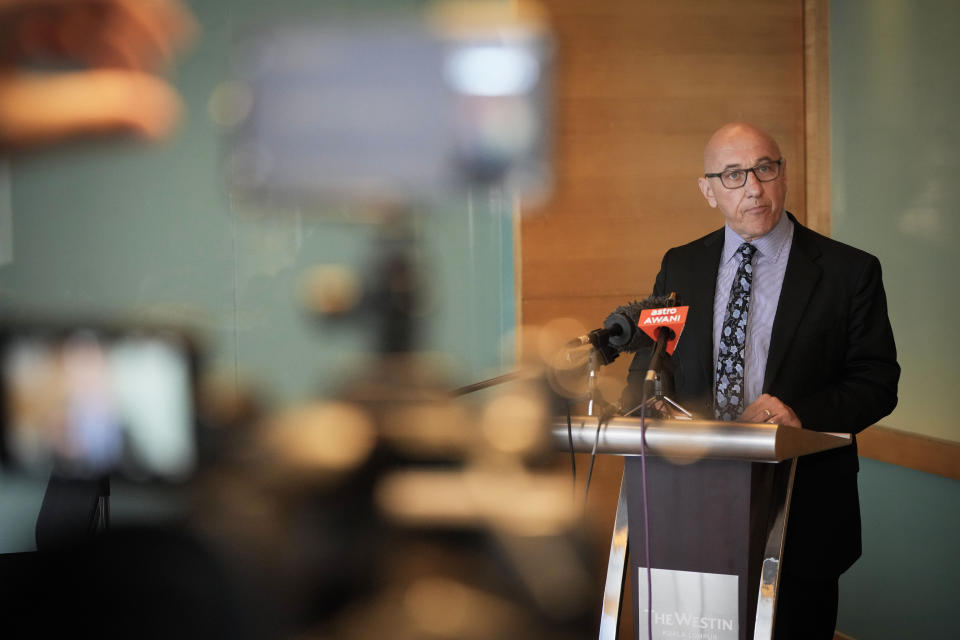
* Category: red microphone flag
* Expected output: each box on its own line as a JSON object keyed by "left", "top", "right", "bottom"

{"left": 637, "top": 306, "right": 689, "bottom": 355}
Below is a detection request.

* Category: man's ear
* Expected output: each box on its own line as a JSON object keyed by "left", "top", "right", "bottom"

{"left": 698, "top": 177, "right": 718, "bottom": 208}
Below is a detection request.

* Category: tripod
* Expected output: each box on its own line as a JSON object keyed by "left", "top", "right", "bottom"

{"left": 35, "top": 473, "right": 109, "bottom": 551}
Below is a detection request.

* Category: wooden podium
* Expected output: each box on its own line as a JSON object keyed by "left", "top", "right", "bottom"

{"left": 552, "top": 416, "right": 851, "bottom": 640}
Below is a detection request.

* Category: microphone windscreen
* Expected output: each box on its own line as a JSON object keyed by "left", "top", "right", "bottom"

{"left": 603, "top": 311, "right": 636, "bottom": 349}
{"left": 605, "top": 295, "right": 677, "bottom": 352}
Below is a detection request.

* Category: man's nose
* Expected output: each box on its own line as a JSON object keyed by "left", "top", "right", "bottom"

{"left": 744, "top": 169, "right": 764, "bottom": 196}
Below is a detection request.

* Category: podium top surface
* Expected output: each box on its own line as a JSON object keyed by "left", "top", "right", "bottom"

{"left": 552, "top": 415, "right": 851, "bottom": 463}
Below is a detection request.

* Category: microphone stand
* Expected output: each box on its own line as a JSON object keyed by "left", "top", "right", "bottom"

{"left": 449, "top": 341, "right": 617, "bottom": 417}
{"left": 587, "top": 348, "right": 602, "bottom": 417}
{"left": 583, "top": 340, "right": 621, "bottom": 418}
{"left": 450, "top": 369, "right": 531, "bottom": 397}
{"left": 624, "top": 328, "right": 692, "bottom": 420}
{"left": 638, "top": 371, "right": 692, "bottom": 419}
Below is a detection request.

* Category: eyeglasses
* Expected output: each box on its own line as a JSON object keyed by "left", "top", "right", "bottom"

{"left": 704, "top": 158, "right": 783, "bottom": 189}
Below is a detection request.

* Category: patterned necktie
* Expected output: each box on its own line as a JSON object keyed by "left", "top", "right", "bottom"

{"left": 715, "top": 242, "right": 757, "bottom": 420}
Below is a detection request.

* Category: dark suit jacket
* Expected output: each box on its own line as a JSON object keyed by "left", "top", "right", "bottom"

{"left": 624, "top": 212, "right": 900, "bottom": 577}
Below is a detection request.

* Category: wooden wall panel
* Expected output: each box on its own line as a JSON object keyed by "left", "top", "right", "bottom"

{"left": 804, "top": 0, "right": 831, "bottom": 234}
{"left": 520, "top": 0, "right": 806, "bottom": 352}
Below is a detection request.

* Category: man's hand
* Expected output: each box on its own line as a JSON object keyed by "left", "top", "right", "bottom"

{"left": 0, "top": 0, "right": 197, "bottom": 148}
{"left": 740, "top": 393, "right": 802, "bottom": 427}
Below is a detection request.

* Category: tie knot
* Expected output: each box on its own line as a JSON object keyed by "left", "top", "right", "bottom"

{"left": 737, "top": 242, "right": 757, "bottom": 261}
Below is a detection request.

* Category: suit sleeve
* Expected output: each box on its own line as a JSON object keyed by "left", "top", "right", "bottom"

{"left": 790, "top": 256, "right": 900, "bottom": 433}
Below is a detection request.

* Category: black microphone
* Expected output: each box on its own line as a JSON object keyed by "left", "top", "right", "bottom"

{"left": 644, "top": 325, "right": 675, "bottom": 383}
{"left": 567, "top": 295, "right": 676, "bottom": 353}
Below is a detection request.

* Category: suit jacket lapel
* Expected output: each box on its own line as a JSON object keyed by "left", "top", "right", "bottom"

{"left": 686, "top": 230, "right": 724, "bottom": 392}
{"left": 763, "top": 221, "right": 822, "bottom": 390}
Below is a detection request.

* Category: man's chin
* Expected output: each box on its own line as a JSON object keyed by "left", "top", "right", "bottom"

{"left": 736, "top": 209, "right": 782, "bottom": 239}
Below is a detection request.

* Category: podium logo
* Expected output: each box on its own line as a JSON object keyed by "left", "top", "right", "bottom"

{"left": 644, "top": 609, "right": 736, "bottom": 639}
{"left": 636, "top": 568, "right": 739, "bottom": 640}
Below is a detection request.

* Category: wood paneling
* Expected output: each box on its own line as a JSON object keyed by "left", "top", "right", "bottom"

{"left": 804, "top": 0, "right": 831, "bottom": 235}
{"left": 858, "top": 425, "right": 960, "bottom": 482}
{"left": 519, "top": 0, "right": 807, "bottom": 355}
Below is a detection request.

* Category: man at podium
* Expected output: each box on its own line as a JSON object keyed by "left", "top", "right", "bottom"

{"left": 624, "top": 122, "right": 900, "bottom": 639}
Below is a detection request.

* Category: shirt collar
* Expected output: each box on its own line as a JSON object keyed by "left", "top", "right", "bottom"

{"left": 721, "top": 212, "right": 793, "bottom": 264}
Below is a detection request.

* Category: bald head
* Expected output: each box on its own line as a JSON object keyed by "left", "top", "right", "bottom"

{"left": 703, "top": 122, "right": 782, "bottom": 173}
{"left": 697, "top": 122, "right": 787, "bottom": 241}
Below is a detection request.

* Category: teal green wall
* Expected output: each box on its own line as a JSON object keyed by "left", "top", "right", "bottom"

{"left": 831, "top": 1, "right": 960, "bottom": 637}
{"left": 0, "top": 0, "right": 514, "bottom": 400}
{"left": 840, "top": 459, "right": 960, "bottom": 638}
{"left": 0, "top": 1, "right": 514, "bottom": 552}
{"left": 830, "top": 0, "right": 960, "bottom": 444}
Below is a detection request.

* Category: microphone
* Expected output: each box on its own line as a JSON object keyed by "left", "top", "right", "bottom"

{"left": 636, "top": 294, "right": 689, "bottom": 384}
{"left": 566, "top": 295, "right": 677, "bottom": 353}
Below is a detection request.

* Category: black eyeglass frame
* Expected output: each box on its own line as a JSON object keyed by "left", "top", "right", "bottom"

{"left": 704, "top": 157, "right": 784, "bottom": 189}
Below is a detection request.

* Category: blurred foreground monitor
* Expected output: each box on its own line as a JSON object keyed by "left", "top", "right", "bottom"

{"left": 221, "top": 2, "right": 554, "bottom": 210}
{"left": 0, "top": 323, "right": 199, "bottom": 483}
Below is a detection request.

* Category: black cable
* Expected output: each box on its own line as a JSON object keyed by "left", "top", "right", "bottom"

{"left": 620, "top": 386, "right": 655, "bottom": 639}
{"left": 583, "top": 405, "right": 617, "bottom": 506}
{"left": 566, "top": 402, "right": 576, "bottom": 496}
{"left": 583, "top": 414, "right": 602, "bottom": 506}
{"left": 638, "top": 384, "right": 654, "bottom": 640}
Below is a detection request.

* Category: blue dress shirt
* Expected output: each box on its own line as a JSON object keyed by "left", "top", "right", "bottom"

{"left": 712, "top": 212, "right": 794, "bottom": 412}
